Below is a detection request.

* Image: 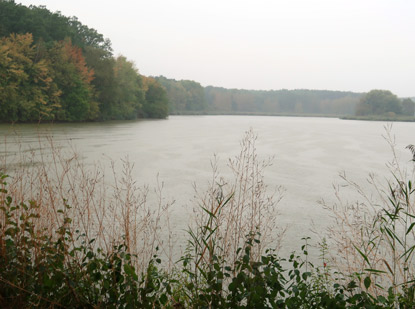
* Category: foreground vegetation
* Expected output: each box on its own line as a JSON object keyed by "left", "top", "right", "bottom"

{"left": 1, "top": 130, "right": 415, "bottom": 308}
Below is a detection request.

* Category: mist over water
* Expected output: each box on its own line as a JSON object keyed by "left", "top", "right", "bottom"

{"left": 1, "top": 116, "right": 414, "bottom": 256}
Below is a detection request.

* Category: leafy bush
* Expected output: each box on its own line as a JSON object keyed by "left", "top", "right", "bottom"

{"left": 2, "top": 167, "right": 411, "bottom": 308}
{"left": 0, "top": 173, "right": 171, "bottom": 308}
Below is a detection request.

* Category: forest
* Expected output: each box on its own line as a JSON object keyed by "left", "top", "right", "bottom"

{"left": 0, "top": 0, "right": 168, "bottom": 122}
{"left": 158, "top": 77, "right": 415, "bottom": 118}
{"left": 156, "top": 76, "right": 362, "bottom": 116}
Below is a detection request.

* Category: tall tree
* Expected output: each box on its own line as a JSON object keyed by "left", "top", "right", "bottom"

{"left": 112, "top": 56, "right": 145, "bottom": 119}
{"left": 0, "top": 1, "right": 112, "bottom": 54}
{"left": 355, "top": 90, "right": 401, "bottom": 116}
{"left": 401, "top": 98, "right": 415, "bottom": 116}
{"left": 0, "top": 1, "right": 172, "bottom": 122}
{"left": 156, "top": 76, "right": 206, "bottom": 113}
{"left": 47, "top": 39, "right": 94, "bottom": 121}
{"left": 142, "top": 77, "right": 168, "bottom": 118}
{"left": 0, "top": 33, "right": 58, "bottom": 122}
{"left": 83, "top": 46, "right": 116, "bottom": 120}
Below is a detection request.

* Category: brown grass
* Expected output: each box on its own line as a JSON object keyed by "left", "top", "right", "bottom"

{"left": 1, "top": 132, "right": 174, "bottom": 273}
{"left": 320, "top": 124, "right": 415, "bottom": 295}
{"left": 191, "top": 128, "right": 285, "bottom": 266}
{"left": 1, "top": 128, "right": 284, "bottom": 275}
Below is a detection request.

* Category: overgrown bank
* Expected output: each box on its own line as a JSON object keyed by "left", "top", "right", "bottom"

{"left": 1, "top": 130, "right": 415, "bottom": 307}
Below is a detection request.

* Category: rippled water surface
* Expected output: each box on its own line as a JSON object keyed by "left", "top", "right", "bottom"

{"left": 1, "top": 116, "right": 414, "bottom": 254}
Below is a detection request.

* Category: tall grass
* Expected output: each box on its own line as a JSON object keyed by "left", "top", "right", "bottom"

{"left": 0, "top": 132, "right": 174, "bottom": 273}
{"left": 190, "top": 129, "right": 284, "bottom": 266}
{"left": 321, "top": 125, "right": 415, "bottom": 300}
{"left": 1, "top": 126, "right": 415, "bottom": 307}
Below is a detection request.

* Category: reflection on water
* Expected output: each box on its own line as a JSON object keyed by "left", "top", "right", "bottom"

{"left": 1, "top": 116, "right": 414, "bottom": 255}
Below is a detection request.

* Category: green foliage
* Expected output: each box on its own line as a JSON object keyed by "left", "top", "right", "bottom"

{"left": 170, "top": 194, "right": 400, "bottom": 308}
{"left": 2, "top": 168, "right": 415, "bottom": 307}
{"left": 341, "top": 115, "right": 415, "bottom": 122}
{"left": 142, "top": 77, "right": 169, "bottom": 118}
{"left": 111, "top": 56, "right": 145, "bottom": 120}
{"left": 154, "top": 78, "right": 361, "bottom": 116}
{"left": 46, "top": 39, "right": 94, "bottom": 121}
{"left": 401, "top": 98, "right": 415, "bottom": 116}
{"left": 0, "top": 173, "right": 171, "bottom": 307}
{"left": 0, "top": 1, "right": 168, "bottom": 122}
{"left": 356, "top": 89, "right": 403, "bottom": 116}
{"left": 0, "top": 33, "right": 58, "bottom": 122}
{"left": 156, "top": 76, "right": 207, "bottom": 113}
{"left": 0, "top": 0, "right": 112, "bottom": 53}
{"left": 204, "top": 86, "right": 361, "bottom": 116}
{"left": 83, "top": 46, "right": 117, "bottom": 120}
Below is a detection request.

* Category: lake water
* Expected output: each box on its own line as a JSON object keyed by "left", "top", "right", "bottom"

{"left": 1, "top": 115, "right": 414, "bottom": 255}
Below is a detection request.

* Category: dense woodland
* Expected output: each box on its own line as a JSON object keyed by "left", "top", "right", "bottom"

{"left": 156, "top": 76, "right": 362, "bottom": 115}
{"left": 204, "top": 87, "right": 360, "bottom": 115}
{"left": 355, "top": 90, "right": 415, "bottom": 117}
{"left": 157, "top": 77, "right": 415, "bottom": 117}
{"left": 0, "top": 0, "right": 168, "bottom": 122}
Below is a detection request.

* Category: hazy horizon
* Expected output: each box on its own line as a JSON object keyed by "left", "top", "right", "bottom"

{"left": 17, "top": 0, "right": 415, "bottom": 97}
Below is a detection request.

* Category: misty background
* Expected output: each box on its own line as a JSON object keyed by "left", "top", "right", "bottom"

{"left": 17, "top": 0, "right": 415, "bottom": 97}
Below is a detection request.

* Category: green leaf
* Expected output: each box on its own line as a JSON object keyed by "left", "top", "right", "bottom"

{"left": 353, "top": 244, "right": 371, "bottom": 267}
{"left": 364, "top": 268, "right": 386, "bottom": 274}
{"left": 407, "top": 222, "right": 415, "bottom": 235}
{"left": 43, "top": 274, "right": 53, "bottom": 287}
{"left": 123, "top": 264, "right": 138, "bottom": 281}
{"left": 401, "top": 246, "right": 415, "bottom": 262}
{"left": 200, "top": 205, "right": 216, "bottom": 218}
{"left": 364, "top": 276, "right": 371, "bottom": 289}
{"left": 347, "top": 280, "right": 358, "bottom": 290}
{"left": 159, "top": 294, "right": 168, "bottom": 305}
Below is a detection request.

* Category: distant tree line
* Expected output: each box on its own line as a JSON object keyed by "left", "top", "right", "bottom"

{"left": 157, "top": 76, "right": 415, "bottom": 118}
{"left": 155, "top": 76, "right": 206, "bottom": 113}
{"left": 355, "top": 90, "right": 414, "bottom": 117}
{"left": 0, "top": 0, "right": 168, "bottom": 122}
{"left": 157, "top": 76, "right": 362, "bottom": 116}
{"left": 204, "top": 87, "right": 361, "bottom": 115}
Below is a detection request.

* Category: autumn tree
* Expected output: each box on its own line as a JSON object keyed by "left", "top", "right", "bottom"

{"left": 47, "top": 39, "right": 94, "bottom": 121}
{"left": 0, "top": 1, "right": 171, "bottom": 122}
{"left": 0, "top": 33, "right": 59, "bottom": 122}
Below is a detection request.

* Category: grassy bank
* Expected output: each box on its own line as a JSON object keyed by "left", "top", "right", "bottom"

{"left": 341, "top": 115, "right": 415, "bottom": 122}
{"left": 1, "top": 130, "right": 415, "bottom": 308}
{"left": 169, "top": 111, "right": 343, "bottom": 118}
{"left": 169, "top": 112, "right": 415, "bottom": 123}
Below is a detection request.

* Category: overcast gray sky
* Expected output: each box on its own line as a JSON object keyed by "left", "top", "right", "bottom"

{"left": 18, "top": 0, "right": 415, "bottom": 97}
